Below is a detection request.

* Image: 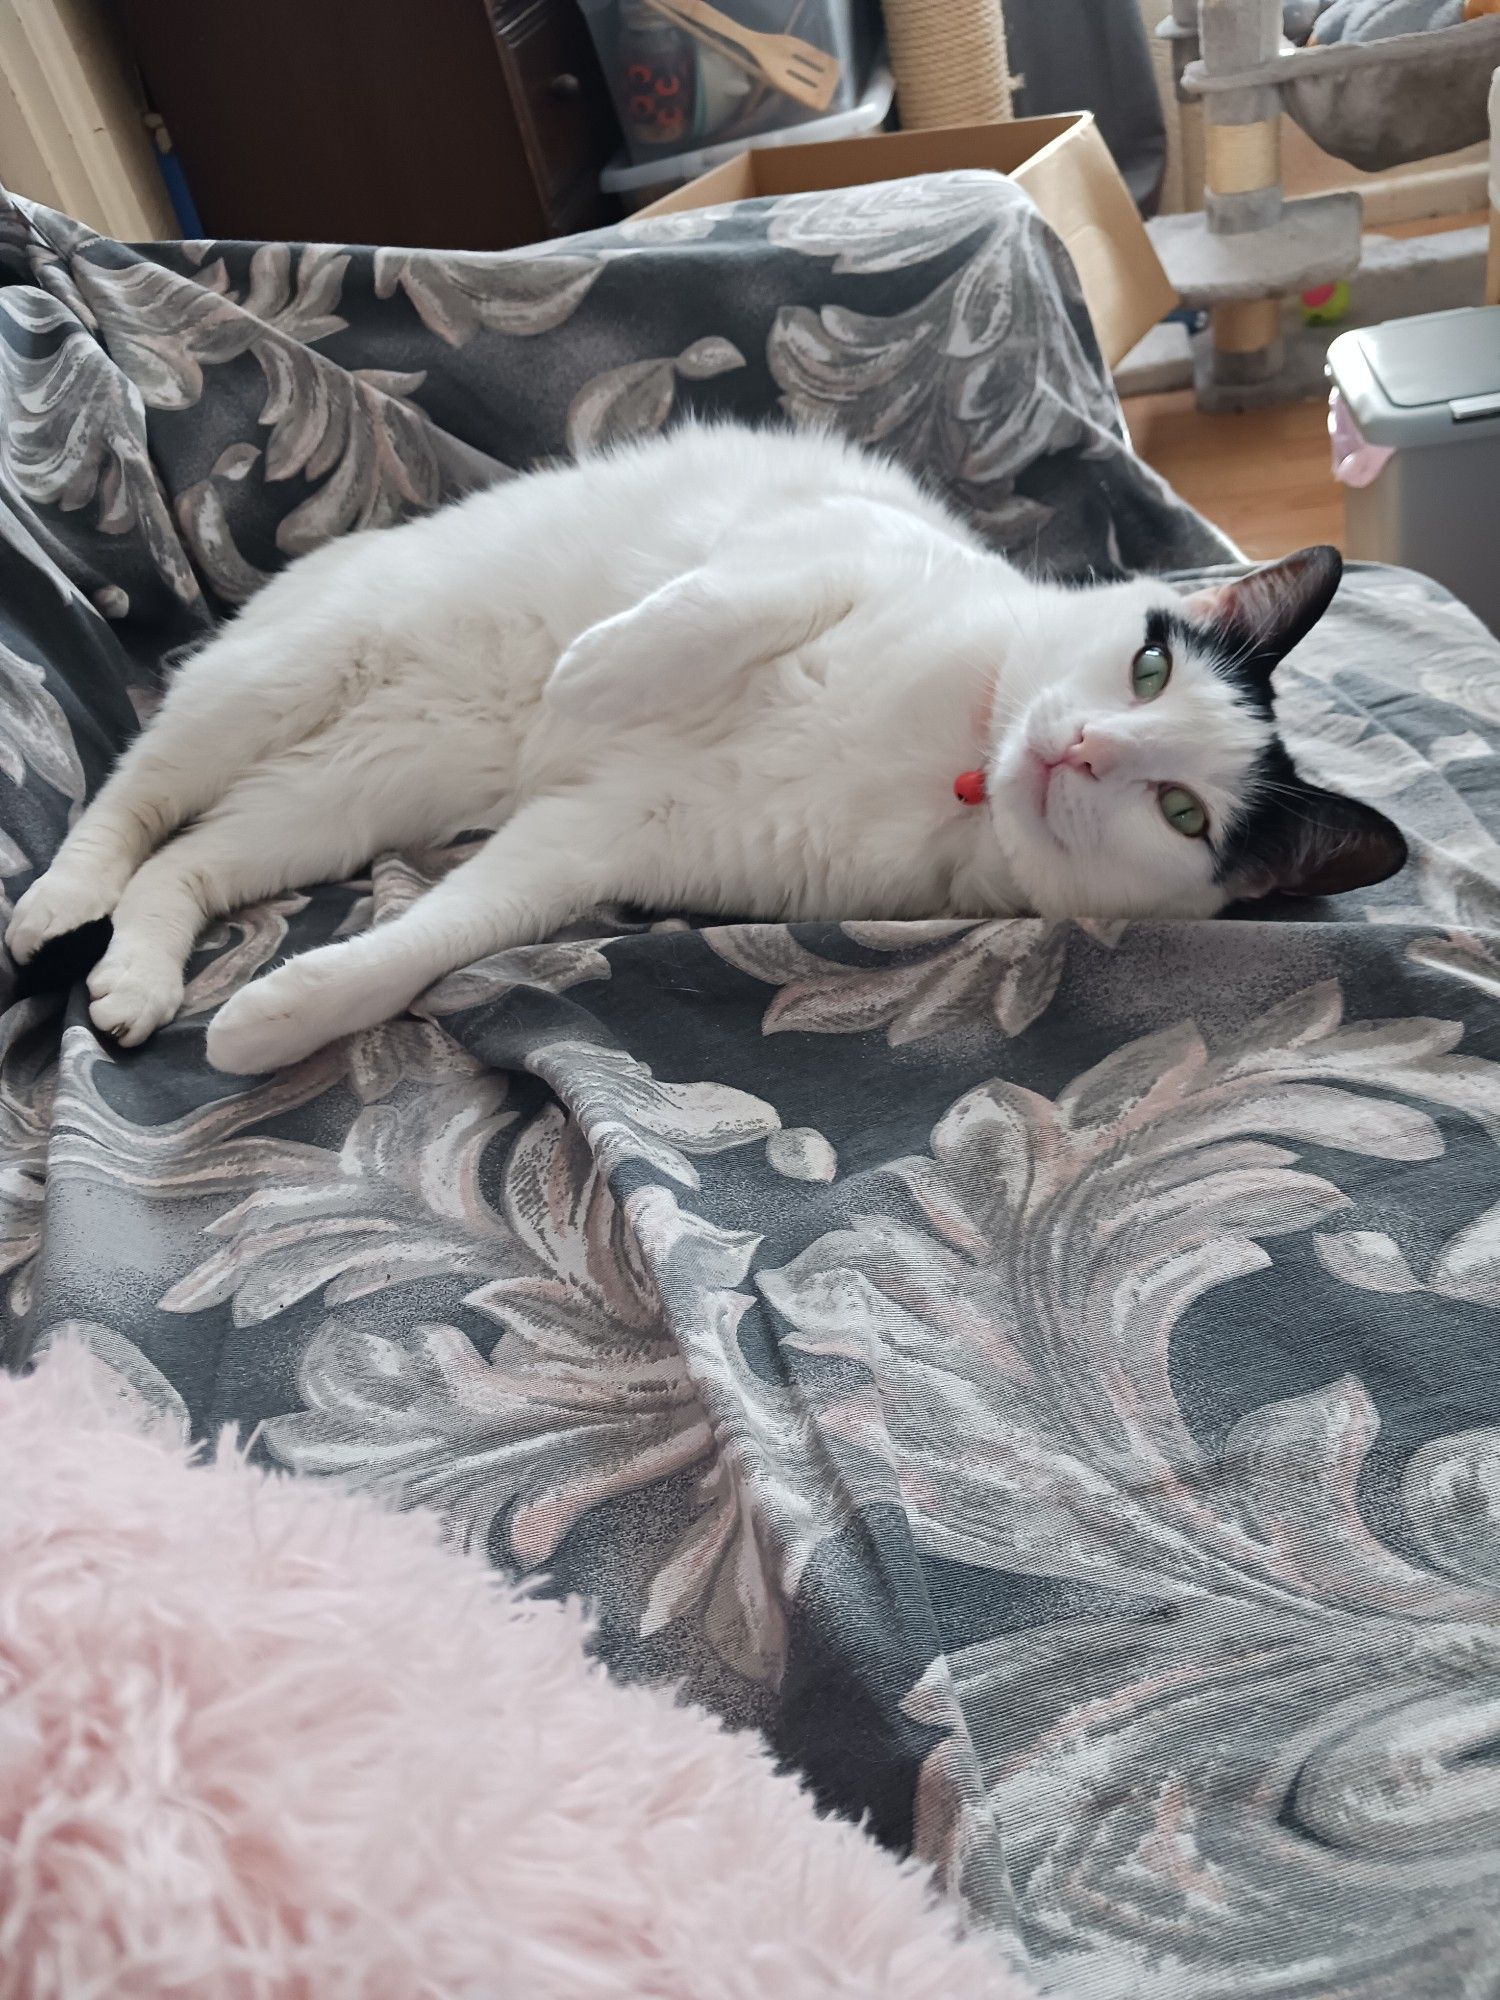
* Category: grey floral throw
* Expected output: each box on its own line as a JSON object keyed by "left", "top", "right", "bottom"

{"left": 4, "top": 172, "right": 1500, "bottom": 1997}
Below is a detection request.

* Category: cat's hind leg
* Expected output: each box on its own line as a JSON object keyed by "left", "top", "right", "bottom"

{"left": 84, "top": 764, "right": 384, "bottom": 1047}
{"left": 206, "top": 795, "right": 626, "bottom": 1074}
{"left": 7, "top": 540, "right": 381, "bottom": 964}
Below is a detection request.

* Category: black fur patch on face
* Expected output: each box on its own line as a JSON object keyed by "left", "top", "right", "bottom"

{"left": 1147, "top": 607, "right": 1275, "bottom": 724}
{"left": 1138, "top": 605, "right": 1278, "bottom": 875}
{"left": 1153, "top": 608, "right": 1283, "bottom": 879}
{"left": 1211, "top": 734, "right": 1301, "bottom": 886}
{"left": 1214, "top": 735, "right": 1408, "bottom": 900}
{"left": 1147, "top": 601, "right": 1407, "bottom": 901}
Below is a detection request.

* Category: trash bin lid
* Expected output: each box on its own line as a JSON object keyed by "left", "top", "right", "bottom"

{"left": 1328, "top": 306, "right": 1500, "bottom": 448}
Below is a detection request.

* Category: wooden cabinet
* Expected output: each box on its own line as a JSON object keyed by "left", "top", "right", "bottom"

{"left": 110, "top": 0, "right": 622, "bottom": 248}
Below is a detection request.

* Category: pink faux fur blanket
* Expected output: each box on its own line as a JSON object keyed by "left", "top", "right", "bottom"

{"left": 0, "top": 1345, "right": 1033, "bottom": 2000}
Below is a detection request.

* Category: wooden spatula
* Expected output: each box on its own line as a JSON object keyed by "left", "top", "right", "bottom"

{"left": 639, "top": 0, "right": 842, "bottom": 113}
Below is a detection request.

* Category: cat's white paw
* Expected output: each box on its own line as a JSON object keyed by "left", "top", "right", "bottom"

{"left": 206, "top": 955, "right": 365, "bottom": 1074}
{"left": 85, "top": 944, "right": 184, "bottom": 1048}
{"left": 206, "top": 975, "right": 318, "bottom": 1075}
{"left": 6, "top": 862, "right": 127, "bottom": 963}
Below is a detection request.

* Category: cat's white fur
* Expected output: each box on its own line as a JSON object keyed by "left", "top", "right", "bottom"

{"left": 9, "top": 423, "right": 1276, "bottom": 1074}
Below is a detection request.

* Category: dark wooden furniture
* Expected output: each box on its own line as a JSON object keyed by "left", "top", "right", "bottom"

{"left": 111, "top": 0, "right": 622, "bottom": 248}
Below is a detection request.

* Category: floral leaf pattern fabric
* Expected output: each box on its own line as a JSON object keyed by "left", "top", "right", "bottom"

{"left": 707, "top": 918, "right": 1081, "bottom": 1042}
{"left": 4, "top": 171, "right": 1500, "bottom": 1996}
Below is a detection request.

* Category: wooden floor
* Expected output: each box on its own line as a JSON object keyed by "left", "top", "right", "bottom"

{"left": 1121, "top": 390, "right": 1339, "bottom": 559}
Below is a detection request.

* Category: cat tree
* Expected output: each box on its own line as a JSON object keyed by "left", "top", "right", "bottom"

{"left": 1139, "top": 0, "right": 1500, "bottom": 408}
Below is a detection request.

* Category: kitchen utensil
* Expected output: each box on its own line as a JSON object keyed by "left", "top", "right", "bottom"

{"left": 639, "top": 0, "right": 841, "bottom": 112}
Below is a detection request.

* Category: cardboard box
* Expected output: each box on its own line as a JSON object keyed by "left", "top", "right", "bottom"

{"left": 640, "top": 113, "right": 1176, "bottom": 370}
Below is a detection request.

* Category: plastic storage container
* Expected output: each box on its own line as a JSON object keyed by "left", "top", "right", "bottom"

{"left": 601, "top": 62, "right": 892, "bottom": 204}
{"left": 1327, "top": 307, "right": 1500, "bottom": 636}
{"left": 578, "top": 0, "right": 878, "bottom": 169}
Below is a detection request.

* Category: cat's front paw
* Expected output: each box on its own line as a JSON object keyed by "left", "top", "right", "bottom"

{"left": 6, "top": 863, "right": 127, "bottom": 965}
{"left": 86, "top": 943, "right": 184, "bottom": 1048}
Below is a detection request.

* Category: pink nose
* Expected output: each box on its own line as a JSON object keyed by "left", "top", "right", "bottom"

{"left": 1059, "top": 729, "right": 1118, "bottom": 781}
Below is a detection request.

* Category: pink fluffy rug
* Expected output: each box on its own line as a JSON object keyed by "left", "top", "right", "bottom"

{"left": 0, "top": 1344, "right": 1033, "bottom": 2000}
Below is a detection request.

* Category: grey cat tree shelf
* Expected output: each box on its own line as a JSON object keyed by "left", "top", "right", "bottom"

{"left": 1152, "top": 191, "right": 1361, "bottom": 300}
{"left": 1129, "top": 0, "right": 1500, "bottom": 410}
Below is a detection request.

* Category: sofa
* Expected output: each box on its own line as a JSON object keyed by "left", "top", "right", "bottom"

{"left": 4, "top": 169, "right": 1500, "bottom": 1994}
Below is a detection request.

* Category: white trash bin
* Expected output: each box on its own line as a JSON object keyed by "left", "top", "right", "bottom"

{"left": 1327, "top": 306, "right": 1500, "bottom": 636}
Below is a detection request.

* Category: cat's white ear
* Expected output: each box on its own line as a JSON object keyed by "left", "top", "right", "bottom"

{"left": 1181, "top": 546, "right": 1342, "bottom": 674}
{"left": 545, "top": 563, "right": 853, "bottom": 727}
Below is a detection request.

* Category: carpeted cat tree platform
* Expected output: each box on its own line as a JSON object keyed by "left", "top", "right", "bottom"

{"left": 1137, "top": 0, "right": 1500, "bottom": 407}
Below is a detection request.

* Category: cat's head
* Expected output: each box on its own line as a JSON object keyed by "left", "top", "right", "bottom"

{"left": 982, "top": 546, "right": 1406, "bottom": 919}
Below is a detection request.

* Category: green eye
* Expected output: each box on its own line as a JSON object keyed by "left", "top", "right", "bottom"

{"left": 1159, "top": 785, "right": 1209, "bottom": 839}
{"left": 1131, "top": 643, "right": 1172, "bottom": 700}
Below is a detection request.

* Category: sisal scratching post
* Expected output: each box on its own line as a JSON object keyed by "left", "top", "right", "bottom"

{"left": 1199, "top": 0, "right": 1287, "bottom": 389}
{"left": 884, "top": 0, "right": 1016, "bottom": 128}
{"left": 1488, "top": 66, "right": 1500, "bottom": 304}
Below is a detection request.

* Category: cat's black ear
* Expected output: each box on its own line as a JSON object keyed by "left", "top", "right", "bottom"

{"left": 1228, "top": 781, "right": 1407, "bottom": 902}
{"left": 1183, "top": 546, "right": 1343, "bottom": 676}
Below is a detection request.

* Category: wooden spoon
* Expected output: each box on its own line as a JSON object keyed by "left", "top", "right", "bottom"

{"left": 639, "top": 0, "right": 841, "bottom": 113}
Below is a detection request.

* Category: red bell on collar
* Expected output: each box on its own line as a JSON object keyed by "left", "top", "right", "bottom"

{"left": 953, "top": 769, "right": 987, "bottom": 807}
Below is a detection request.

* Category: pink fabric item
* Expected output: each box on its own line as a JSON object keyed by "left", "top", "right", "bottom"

{"left": 0, "top": 1345, "right": 1034, "bottom": 2000}
{"left": 1329, "top": 388, "right": 1395, "bottom": 489}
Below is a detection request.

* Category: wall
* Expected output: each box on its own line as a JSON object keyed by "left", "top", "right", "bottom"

{"left": 0, "top": 0, "right": 173, "bottom": 237}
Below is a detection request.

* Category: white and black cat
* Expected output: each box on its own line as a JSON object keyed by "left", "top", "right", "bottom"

{"left": 6, "top": 422, "right": 1405, "bottom": 1074}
